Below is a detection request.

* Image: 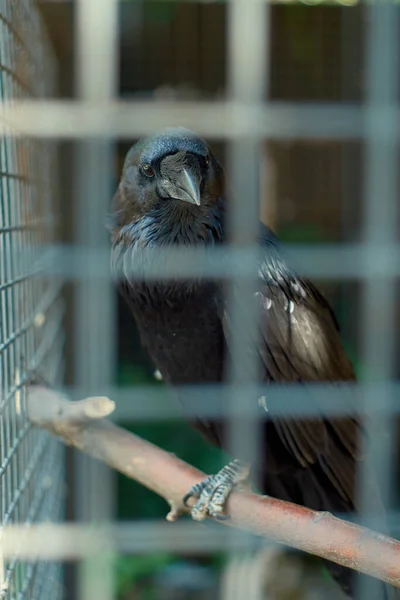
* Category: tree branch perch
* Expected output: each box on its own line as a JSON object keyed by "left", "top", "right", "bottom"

{"left": 28, "top": 385, "right": 400, "bottom": 588}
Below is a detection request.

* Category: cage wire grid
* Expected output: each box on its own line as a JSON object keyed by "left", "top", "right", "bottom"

{"left": 0, "top": 1, "right": 65, "bottom": 599}
{"left": 0, "top": 1, "right": 398, "bottom": 600}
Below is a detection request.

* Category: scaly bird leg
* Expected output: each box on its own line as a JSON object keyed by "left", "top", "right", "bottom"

{"left": 183, "top": 459, "right": 251, "bottom": 521}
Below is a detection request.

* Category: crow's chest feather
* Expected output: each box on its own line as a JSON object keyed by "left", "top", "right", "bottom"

{"left": 127, "top": 282, "right": 225, "bottom": 385}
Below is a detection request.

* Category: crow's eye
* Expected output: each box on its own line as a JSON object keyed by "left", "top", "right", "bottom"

{"left": 205, "top": 154, "right": 210, "bottom": 167}
{"left": 141, "top": 163, "right": 155, "bottom": 177}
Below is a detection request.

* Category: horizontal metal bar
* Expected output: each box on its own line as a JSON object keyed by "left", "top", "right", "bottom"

{"left": 37, "top": 0, "right": 365, "bottom": 6}
{"left": 35, "top": 242, "right": 400, "bottom": 281}
{"left": 67, "top": 382, "right": 400, "bottom": 421}
{"left": 2, "top": 101, "right": 397, "bottom": 140}
{"left": 3, "top": 514, "right": 400, "bottom": 560}
{"left": 0, "top": 522, "right": 267, "bottom": 560}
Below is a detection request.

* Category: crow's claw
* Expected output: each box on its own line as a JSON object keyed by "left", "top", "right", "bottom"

{"left": 183, "top": 459, "right": 250, "bottom": 521}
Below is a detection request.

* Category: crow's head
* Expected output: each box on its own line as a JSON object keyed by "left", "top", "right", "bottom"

{"left": 110, "top": 128, "right": 224, "bottom": 234}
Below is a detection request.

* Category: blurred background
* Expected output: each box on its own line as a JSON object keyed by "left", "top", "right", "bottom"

{"left": 0, "top": 0, "right": 399, "bottom": 599}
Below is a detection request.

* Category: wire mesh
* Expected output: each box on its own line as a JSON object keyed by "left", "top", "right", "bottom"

{"left": 0, "top": 1, "right": 64, "bottom": 599}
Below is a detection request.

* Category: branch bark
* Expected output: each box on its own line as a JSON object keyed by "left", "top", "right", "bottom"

{"left": 28, "top": 385, "right": 400, "bottom": 588}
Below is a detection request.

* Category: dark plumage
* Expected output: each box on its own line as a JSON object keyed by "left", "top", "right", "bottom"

{"left": 109, "top": 127, "right": 396, "bottom": 599}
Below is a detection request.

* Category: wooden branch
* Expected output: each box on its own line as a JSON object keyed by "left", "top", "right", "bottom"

{"left": 27, "top": 385, "right": 400, "bottom": 588}
{"left": 29, "top": 388, "right": 115, "bottom": 427}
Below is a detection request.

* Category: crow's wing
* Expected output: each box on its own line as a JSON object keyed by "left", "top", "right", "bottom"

{"left": 221, "top": 269, "right": 361, "bottom": 505}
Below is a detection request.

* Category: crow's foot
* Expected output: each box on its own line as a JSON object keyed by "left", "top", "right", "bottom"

{"left": 183, "top": 459, "right": 250, "bottom": 521}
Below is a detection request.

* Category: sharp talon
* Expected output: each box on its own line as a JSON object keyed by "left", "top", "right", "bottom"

{"left": 215, "top": 514, "right": 231, "bottom": 522}
{"left": 183, "top": 493, "right": 194, "bottom": 507}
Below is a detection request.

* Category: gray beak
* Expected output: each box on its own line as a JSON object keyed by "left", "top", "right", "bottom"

{"left": 159, "top": 168, "right": 201, "bottom": 206}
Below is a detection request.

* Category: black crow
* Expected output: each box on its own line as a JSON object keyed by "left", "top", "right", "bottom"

{"left": 109, "top": 128, "right": 396, "bottom": 599}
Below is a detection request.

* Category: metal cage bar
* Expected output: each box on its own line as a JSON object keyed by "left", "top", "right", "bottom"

{"left": 356, "top": 2, "right": 399, "bottom": 599}
{"left": 223, "top": 0, "right": 270, "bottom": 589}
{"left": 73, "top": 1, "right": 118, "bottom": 600}
{"left": 2, "top": 100, "right": 400, "bottom": 140}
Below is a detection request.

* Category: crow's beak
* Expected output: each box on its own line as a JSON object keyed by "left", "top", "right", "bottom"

{"left": 159, "top": 168, "right": 201, "bottom": 206}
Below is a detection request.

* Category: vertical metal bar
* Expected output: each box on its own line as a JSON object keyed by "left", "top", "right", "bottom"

{"left": 357, "top": 1, "right": 399, "bottom": 598}
{"left": 226, "top": 0, "right": 269, "bottom": 461}
{"left": 76, "top": 0, "right": 118, "bottom": 102}
{"left": 224, "top": 0, "right": 270, "bottom": 592}
{"left": 73, "top": 1, "right": 118, "bottom": 599}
